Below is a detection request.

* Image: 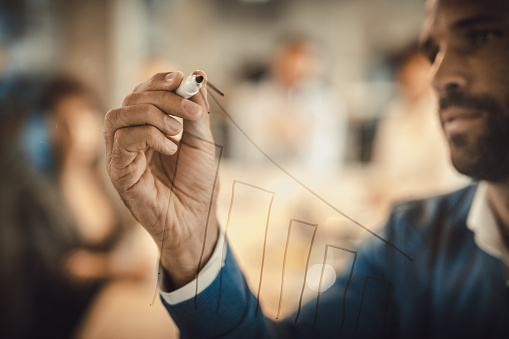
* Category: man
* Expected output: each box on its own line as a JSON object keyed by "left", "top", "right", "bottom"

{"left": 103, "top": 0, "right": 509, "bottom": 337}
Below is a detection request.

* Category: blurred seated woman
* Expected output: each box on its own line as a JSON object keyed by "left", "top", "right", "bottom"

{"left": 32, "top": 76, "right": 151, "bottom": 281}
{"left": 0, "top": 75, "right": 100, "bottom": 338}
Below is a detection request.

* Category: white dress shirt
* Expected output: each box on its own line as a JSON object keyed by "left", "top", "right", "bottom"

{"left": 160, "top": 230, "right": 226, "bottom": 305}
{"left": 467, "top": 182, "right": 509, "bottom": 285}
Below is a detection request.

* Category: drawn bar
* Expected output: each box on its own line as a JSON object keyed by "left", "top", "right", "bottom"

{"left": 276, "top": 219, "right": 319, "bottom": 320}
{"left": 189, "top": 132, "right": 224, "bottom": 309}
{"left": 312, "top": 245, "right": 357, "bottom": 329}
{"left": 355, "top": 276, "right": 392, "bottom": 332}
{"left": 216, "top": 180, "right": 275, "bottom": 316}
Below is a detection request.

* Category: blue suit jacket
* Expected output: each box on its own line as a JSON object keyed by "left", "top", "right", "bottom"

{"left": 162, "top": 185, "right": 509, "bottom": 338}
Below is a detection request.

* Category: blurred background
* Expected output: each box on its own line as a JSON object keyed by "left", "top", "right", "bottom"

{"left": 0, "top": 0, "right": 470, "bottom": 338}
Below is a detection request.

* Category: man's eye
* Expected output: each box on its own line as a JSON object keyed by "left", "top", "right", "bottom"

{"left": 425, "top": 47, "right": 439, "bottom": 63}
{"left": 472, "top": 31, "right": 500, "bottom": 46}
{"left": 420, "top": 42, "right": 439, "bottom": 63}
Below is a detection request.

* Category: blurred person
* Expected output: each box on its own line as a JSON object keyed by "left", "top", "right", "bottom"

{"left": 33, "top": 76, "right": 150, "bottom": 281}
{"left": 104, "top": 0, "right": 509, "bottom": 338}
{"left": 229, "top": 36, "right": 348, "bottom": 173}
{"left": 35, "top": 75, "right": 172, "bottom": 339}
{"left": 371, "top": 45, "right": 468, "bottom": 212}
{"left": 0, "top": 75, "right": 101, "bottom": 338}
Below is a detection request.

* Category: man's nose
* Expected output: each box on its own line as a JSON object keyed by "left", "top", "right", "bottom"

{"left": 429, "top": 47, "right": 470, "bottom": 95}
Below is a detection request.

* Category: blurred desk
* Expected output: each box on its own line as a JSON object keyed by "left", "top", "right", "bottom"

{"left": 75, "top": 279, "right": 178, "bottom": 339}
{"left": 75, "top": 229, "right": 179, "bottom": 339}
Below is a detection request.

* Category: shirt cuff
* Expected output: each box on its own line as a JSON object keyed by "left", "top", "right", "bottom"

{"left": 159, "top": 229, "right": 226, "bottom": 305}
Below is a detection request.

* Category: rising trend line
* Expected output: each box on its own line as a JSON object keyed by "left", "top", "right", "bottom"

{"left": 208, "top": 91, "right": 413, "bottom": 262}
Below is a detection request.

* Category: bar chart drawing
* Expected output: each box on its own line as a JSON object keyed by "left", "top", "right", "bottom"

{"left": 355, "top": 276, "right": 392, "bottom": 333}
{"left": 209, "top": 91, "right": 413, "bottom": 262}
{"left": 312, "top": 245, "right": 357, "bottom": 329}
{"left": 276, "top": 219, "right": 318, "bottom": 322}
{"left": 216, "top": 180, "right": 275, "bottom": 316}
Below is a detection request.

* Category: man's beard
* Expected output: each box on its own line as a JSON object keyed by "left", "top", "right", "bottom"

{"left": 439, "top": 91, "right": 509, "bottom": 182}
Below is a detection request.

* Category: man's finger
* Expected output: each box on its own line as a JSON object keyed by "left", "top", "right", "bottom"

{"left": 104, "top": 105, "right": 181, "bottom": 165}
{"left": 122, "top": 90, "right": 203, "bottom": 121}
{"left": 111, "top": 125, "right": 178, "bottom": 169}
{"left": 105, "top": 104, "right": 182, "bottom": 138}
{"left": 132, "top": 71, "right": 185, "bottom": 93}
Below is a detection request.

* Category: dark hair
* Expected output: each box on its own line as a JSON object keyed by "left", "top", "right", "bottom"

{"left": 38, "top": 75, "right": 101, "bottom": 115}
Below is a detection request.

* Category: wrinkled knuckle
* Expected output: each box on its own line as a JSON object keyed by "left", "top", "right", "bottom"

{"left": 113, "top": 129, "right": 126, "bottom": 147}
{"left": 151, "top": 72, "right": 166, "bottom": 84}
{"left": 138, "top": 73, "right": 164, "bottom": 91}
{"left": 122, "top": 95, "right": 130, "bottom": 107}
{"left": 148, "top": 73, "right": 158, "bottom": 84}
{"left": 144, "top": 103, "right": 158, "bottom": 117}
{"left": 159, "top": 90, "right": 174, "bottom": 104}
{"left": 122, "top": 92, "right": 137, "bottom": 106}
{"left": 110, "top": 147, "right": 124, "bottom": 167}
{"left": 104, "top": 108, "right": 118, "bottom": 130}
{"left": 143, "top": 74, "right": 157, "bottom": 89}
{"left": 115, "top": 178, "right": 130, "bottom": 193}
{"left": 132, "top": 82, "right": 143, "bottom": 93}
{"left": 147, "top": 125, "right": 159, "bottom": 140}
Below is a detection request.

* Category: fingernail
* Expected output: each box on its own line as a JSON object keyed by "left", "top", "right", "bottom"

{"left": 182, "top": 100, "right": 202, "bottom": 116}
{"left": 166, "top": 138, "right": 177, "bottom": 152}
{"left": 165, "top": 72, "right": 175, "bottom": 82}
{"left": 164, "top": 115, "right": 181, "bottom": 132}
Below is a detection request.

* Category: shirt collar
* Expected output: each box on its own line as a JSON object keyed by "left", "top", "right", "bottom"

{"left": 467, "top": 181, "right": 509, "bottom": 268}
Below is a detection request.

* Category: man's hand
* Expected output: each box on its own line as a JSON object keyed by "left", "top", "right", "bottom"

{"left": 104, "top": 71, "right": 219, "bottom": 289}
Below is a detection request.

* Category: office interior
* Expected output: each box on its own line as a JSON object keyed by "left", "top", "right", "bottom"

{"left": 0, "top": 0, "right": 469, "bottom": 337}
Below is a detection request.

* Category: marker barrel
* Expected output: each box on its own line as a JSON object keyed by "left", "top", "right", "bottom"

{"left": 175, "top": 74, "right": 204, "bottom": 99}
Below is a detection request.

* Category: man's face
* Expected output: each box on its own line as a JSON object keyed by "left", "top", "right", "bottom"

{"left": 420, "top": 0, "right": 509, "bottom": 182}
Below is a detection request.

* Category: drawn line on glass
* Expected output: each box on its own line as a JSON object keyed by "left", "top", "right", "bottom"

{"left": 190, "top": 132, "right": 224, "bottom": 310}
{"left": 151, "top": 133, "right": 184, "bottom": 306}
{"left": 355, "top": 276, "right": 392, "bottom": 332}
{"left": 312, "top": 245, "right": 357, "bottom": 329}
{"left": 150, "top": 131, "right": 223, "bottom": 308}
{"left": 215, "top": 180, "right": 275, "bottom": 317}
{"left": 276, "top": 219, "right": 318, "bottom": 320}
{"left": 208, "top": 91, "right": 413, "bottom": 262}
